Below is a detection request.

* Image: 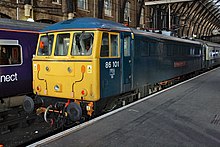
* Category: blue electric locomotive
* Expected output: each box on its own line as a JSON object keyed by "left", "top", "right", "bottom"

{"left": 24, "top": 17, "right": 220, "bottom": 124}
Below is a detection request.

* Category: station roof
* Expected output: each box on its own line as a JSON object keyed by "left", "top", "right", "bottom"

{"left": 143, "top": 0, "right": 220, "bottom": 37}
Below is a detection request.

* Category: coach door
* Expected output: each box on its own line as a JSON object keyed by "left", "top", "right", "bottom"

{"left": 121, "top": 32, "right": 132, "bottom": 92}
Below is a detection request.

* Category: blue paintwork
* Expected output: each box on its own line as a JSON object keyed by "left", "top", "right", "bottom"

{"left": 100, "top": 58, "right": 121, "bottom": 98}
{"left": 41, "top": 17, "right": 131, "bottom": 32}
{"left": 120, "top": 32, "right": 133, "bottom": 92}
{"left": 132, "top": 34, "right": 203, "bottom": 88}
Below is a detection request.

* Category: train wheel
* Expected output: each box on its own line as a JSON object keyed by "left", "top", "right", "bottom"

{"left": 23, "top": 96, "right": 34, "bottom": 113}
{"left": 67, "top": 102, "right": 82, "bottom": 122}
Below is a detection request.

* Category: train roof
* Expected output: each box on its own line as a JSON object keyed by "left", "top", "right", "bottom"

{"left": 131, "top": 28, "right": 202, "bottom": 45}
{"left": 195, "top": 39, "right": 220, "bottom": 47}
{"left": 41, "top": 17, "right": 131, "bottom": 32}
{"left": 41, "top": 17, "right": 202, "bottom": 45}
{"left": 0, "top": 18, "right": 49, "bottom": 32}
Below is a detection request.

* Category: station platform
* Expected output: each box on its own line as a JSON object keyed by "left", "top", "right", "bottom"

{"left": 32, "top": 68, "right": 220, "bottom": 147}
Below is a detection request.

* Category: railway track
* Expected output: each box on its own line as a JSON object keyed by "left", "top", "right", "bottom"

{"left": 0, "top": 105, "right": 78, "bottom": 146}
{"left": 0, "top": 107, "right": 74, "bottom": 147}
{"left": 0, "top": 107, "right": 27, "bottom": 134}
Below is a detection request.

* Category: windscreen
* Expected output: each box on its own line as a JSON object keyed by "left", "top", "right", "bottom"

{"left": 37, "top": 34, "right": 54, "bottom": 56}
{"left": 71, "top": 32, "right": 94, "bottom": 56}
{"left": 54, "top": 33, "right": 70, "bottom": 56}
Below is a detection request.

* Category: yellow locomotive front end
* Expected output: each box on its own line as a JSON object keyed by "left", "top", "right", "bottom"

{"left": 32, "top": 31, "right": 101, "bottom": 122}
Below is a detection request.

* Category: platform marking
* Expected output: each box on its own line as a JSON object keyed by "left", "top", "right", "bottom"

{"left": 128, "top": 109, "right": 139, "bottom": 113}
{"left": 211, "top": 114, "right": 220, "bottom": 125}
{"left": 28, "top": 67, "right": 220, "bottom": 147}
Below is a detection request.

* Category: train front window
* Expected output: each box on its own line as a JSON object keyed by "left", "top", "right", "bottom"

{"left": 37, "top": 35, "right": 54, "bottom": 56}
{"left": 55, "top": 33, "right": 70, "bottom": 56}
{"left": 71, "top": 32, "right": 94, "bottom": 56}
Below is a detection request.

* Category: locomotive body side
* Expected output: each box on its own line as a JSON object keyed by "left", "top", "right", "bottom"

{"left": 132, "top": 31, "right": 203, "bottom": 91}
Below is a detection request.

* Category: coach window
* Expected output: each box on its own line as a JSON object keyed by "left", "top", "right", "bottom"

{"left": 71, "top": 32, "right": 94, "bottom": 56}
{"left": 38, "top": 35, "right": 54, "bottom": 56}
{"left": 182, "top": 46, "right": 188, "bottom": 56}
{"left": 190, "top": 47, "right": 195, "bottom": 56}
{"left": 167, "top": 44, "right": 173, "bottom": 56}
{"left": 149, "top": 42, "right": 158, "bottom": 56}
{"left": 0, "top": 45, "right": 21, "bottom": 65}
{"left": 140, "top": 40, "right": 149, "bottom": 56}
{"left": 194, "top": 47, "right": 201, "bottom": 56}
{"left": 55, "top": 33, "right": 70, "bottom": 56}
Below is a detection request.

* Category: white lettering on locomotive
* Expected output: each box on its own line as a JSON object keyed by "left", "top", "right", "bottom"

{"left": 105, "top": 61, "right": 120, "bottom": 69}
{"left": 0, "top": 73, "right": 18, "bottom": 83}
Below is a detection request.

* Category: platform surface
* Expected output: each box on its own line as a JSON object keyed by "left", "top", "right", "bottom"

{"left": 39, "top": 68, "right": 220, "bottom": 147}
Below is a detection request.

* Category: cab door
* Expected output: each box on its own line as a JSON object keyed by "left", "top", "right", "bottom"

{"left": 121, "top": 32, "right": 132, "bottom": 92}
{"left": 100, "top": 32, "right": 121, "bottom": 98}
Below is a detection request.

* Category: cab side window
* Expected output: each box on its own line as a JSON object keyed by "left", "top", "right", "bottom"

{"left": 111, "top": 35, "right": 118, "bottom": 57}
{"left": 100, "top": 32, "right": 119, "bottom": 57}
{"left": 100, "top": 33, "right": 109, "bottom": 57}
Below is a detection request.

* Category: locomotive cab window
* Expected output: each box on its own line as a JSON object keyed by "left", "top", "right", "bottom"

{"left": 0, "top": 40, "right": 22, "bottom": 66}
{"left": 71, "top": 32, "right": 94, "bottom": 56}
{"left": 37, "top": 34, "right": 54, "bottom": 56}
{"left": 100, "top": 33, "right": 109, "bottom": 57}
{"left": 100, "top": 32, "right": 119, "bottom": 57}
{"left": 55, "top": 33, "right": 70, "bottom": 56}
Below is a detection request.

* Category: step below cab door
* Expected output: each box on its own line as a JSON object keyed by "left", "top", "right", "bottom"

{"left": 100, "top": 32, "right": 121, "bottom": 98}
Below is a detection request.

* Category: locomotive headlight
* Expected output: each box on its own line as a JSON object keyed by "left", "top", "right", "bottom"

{"left": 37, "top": 64, "right": 40, "bottom": 71}
{"left": 67, "top": 67, "right": 72, "bottom": 73}
{"left": 54, "top": 84, "right": 62, "bottom": 92}
{"left": 36, "top": 85, "right": 41, "bottom": 92}
{"left": 81, "top": 89, "right": 88, "bottom": 97}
